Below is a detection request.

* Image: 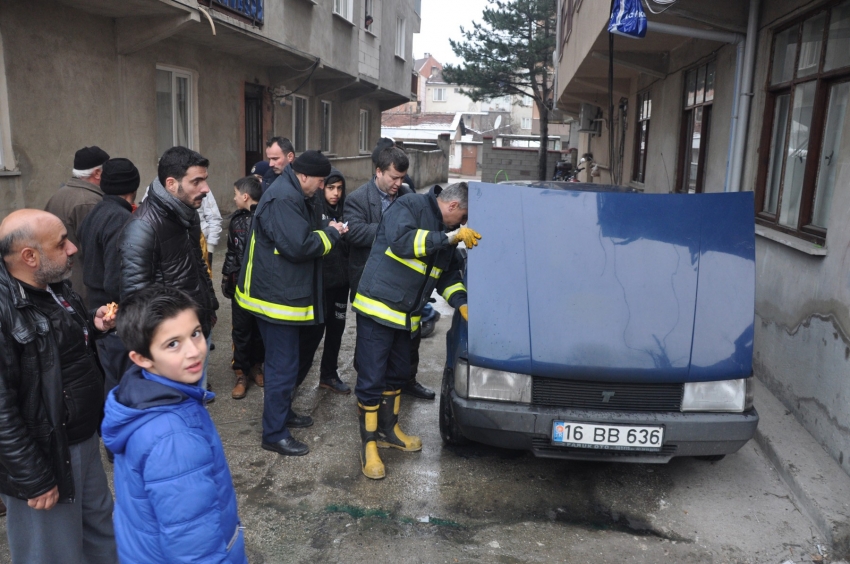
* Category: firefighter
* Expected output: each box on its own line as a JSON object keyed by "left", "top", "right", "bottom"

{"left": 352, "top": 182, "right": 481, "bottom": 478}
{"left": 235, "top": 150, "right": 348, "bottom": 457}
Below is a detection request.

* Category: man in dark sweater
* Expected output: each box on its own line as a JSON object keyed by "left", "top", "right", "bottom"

{"left": 78, "top": 158, "right": 140, "bottom": 395}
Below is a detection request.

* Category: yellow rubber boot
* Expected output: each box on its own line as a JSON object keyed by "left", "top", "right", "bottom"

{"left": 376, "top": 390, "right": 422, "bottom": 452}
{"left": 358, "top": 403, "right": 385, "bottom": 479}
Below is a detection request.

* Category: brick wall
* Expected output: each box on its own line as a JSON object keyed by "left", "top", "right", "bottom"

{"left": 480, "top": 136, "right": 566, "bottom": 183}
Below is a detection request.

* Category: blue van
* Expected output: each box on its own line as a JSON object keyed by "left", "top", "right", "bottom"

{"left": 440, "top": 182, "right": 758, "bottom": 463}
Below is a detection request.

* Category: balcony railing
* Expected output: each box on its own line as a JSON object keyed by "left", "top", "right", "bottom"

{"left": 209, "top": 0, "right": 263, "bottom": 25}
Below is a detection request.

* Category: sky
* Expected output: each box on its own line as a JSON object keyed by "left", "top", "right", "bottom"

{"left": 412, "top": 0, "right": 491, "bottom": 66}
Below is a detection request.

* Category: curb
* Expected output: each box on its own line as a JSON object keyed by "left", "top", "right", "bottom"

{"left": 752, "top": 378, "right": 850, "bottom": 559}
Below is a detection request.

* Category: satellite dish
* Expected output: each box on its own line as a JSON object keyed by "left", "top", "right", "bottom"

{"left": 494, "top": 115, "right": 502, "bottom": 129}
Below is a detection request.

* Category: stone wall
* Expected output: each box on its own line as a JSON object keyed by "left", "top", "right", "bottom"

{"left": 480, "top": 136, "right": 566, "bottom": 183}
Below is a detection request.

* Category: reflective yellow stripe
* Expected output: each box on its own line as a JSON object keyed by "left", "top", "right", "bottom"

{"left": 384, "top": 248, "right": 442, "bottom": 279}
{"left": 414, "top": 229, "right": 428, "bottom": 258}
{"left": 352, "top": 293, "right": 420, "bottom": 332}
{"left": 244, "top": 233, "right": 256, "bottom": 294}
{"left": 235, "top": 287, "right": 315, "bottom": 322}
{"left": 315, "top": 230, "right": 332, "bottom": 256}
{"left": 442, "top": 282, "right": 466, "bottom": 302}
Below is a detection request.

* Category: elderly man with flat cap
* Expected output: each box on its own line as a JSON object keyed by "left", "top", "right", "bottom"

{"left": 45, "top": 145, "right": 111, "bottom": 308}
{"left": 0, "top": 209, "right": 118, "bottom": 563}
{"left": 236, "top": 150, "right": 348, "bottom": 457}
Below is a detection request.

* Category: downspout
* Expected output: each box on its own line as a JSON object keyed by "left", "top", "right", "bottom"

{"left": 644, "top": 20, "right": 750, "bottom": 193}
{"left": 728, "top": 0, "right": 760, "bottom": 193}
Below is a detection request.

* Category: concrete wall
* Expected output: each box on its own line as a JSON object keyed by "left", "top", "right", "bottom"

{"left": 407, "top": 148, "right": 448, "bottom": 188}
{"left": 480, "top": 137, "right": 566, "bottom": 184}
{"left": 329, "top": 155, "right": 374, "bottom": 192}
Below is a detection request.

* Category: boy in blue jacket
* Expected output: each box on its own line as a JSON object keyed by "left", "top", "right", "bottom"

{"left": 101, "top": 287, "right": 247, "bottom": 564}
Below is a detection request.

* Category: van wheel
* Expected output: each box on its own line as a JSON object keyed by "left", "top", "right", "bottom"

{"left": 695, "top": 455, "right": 726, "bottom": 462}
{"left": 440, "top": 367, "right": 470, "bottom": 446}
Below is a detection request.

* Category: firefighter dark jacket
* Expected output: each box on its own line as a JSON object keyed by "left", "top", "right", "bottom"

{"left": 353, "top": 191, "right": 467, "bottom": 332}
{"left": 235, "top": 165, "right": 340, "bottom": 325}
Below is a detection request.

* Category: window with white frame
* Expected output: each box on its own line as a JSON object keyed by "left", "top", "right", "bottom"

{"left": 364, "top": 0, "right": 373, "bottom": 30}
{"left": 0, "top": 31, "right": 13, "bottom": 171}
{"left": 292, "top": 95, "right": 308, "bottom": 153}
{"left": 433, "top": 88, "right": 447, "bottom": 102}
{"left": 359, "top": 109, "right": 370, "bottom": 153}
{"left": 334, "top": 0, "right": 353, "bottom": 21}
{"left": 321, "top": 100, "right": 332, "bottom": 153}
{"left": 156, "top": 66, "right": 195, "bottom": 157}
{"left": 396, "top": 17, "right": 406, "bottom": 58}
{"left": 521, "top": 117, "right": 532, "bottom": 129}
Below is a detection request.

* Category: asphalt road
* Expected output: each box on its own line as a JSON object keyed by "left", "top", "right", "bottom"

{"left": 0, "top": 290, "right": 830, "bottom": 564}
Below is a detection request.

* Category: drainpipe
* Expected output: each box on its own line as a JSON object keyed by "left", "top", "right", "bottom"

{"left": 724, "top": 41, "right": 746, "bottom": 193}
{"left": 728, "top": 0, "right": 760, "bottom": 193}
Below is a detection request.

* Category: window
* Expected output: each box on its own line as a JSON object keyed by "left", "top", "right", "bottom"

{"left": 559, "top": 0, "right": 574, "bottom": 60}
{"left": 156, "top": 66, "right": 195, "bottom": 157}
{"left": 677, "top": 61, "right": 715, "bottom": 194}
{"left": 633, "top": 90, "right": 651, "bottom": 183}
{"left": 321, "top": 100, "right": 332, "bottom": 153}
{"left": 396, "top": 17, "right": 406, "bottom": 59}
{"left": 334, "top": 0, "right": 352, "bottom": 21}
{"left": 756, "top": 0, "right": 850, "bottom": 243}
{"left": 521, "top": 117, "right": 532, "bottom": 129}
{"left": 364, "top": 0, "right": 373, "bottom": 30}
{"left": 433, "top": 88, "right": 447, "bottom": 102}
{"left": 359, "top": 109, "right": 370, "bottom": 153}
{"left": 292, "top": 95, "right": 308, "bottom": 153}
{"left": 0, "top": 30, "right": 15, "bottom": 171}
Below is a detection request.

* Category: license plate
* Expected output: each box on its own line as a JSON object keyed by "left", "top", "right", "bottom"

{"left": 552, "top": 421, "right": 664, "bottom": 451}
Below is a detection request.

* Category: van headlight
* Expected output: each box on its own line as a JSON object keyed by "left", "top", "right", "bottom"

{"left": 682, "top": 378, "right": 753, "bottom": 412}
{"left": 468, "top": 365, "right": 532, "bottom": 403}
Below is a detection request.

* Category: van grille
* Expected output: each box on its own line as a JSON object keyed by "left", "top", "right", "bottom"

{"left": 532, "top": 378, "right": 683, "bottom": 412}
{"left": 531, "top": 438, "right": 678, "bottom": 459}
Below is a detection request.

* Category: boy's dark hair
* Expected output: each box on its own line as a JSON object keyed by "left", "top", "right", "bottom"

{"left": 375, "top": 147, "right": 409, "bottom": 174}
{"left": 234, "top": 176, "right": 263, "bottom": 203}
{"left": 266, "top": 136, "right": 295, "bottom": 155}
{"left": 117, "top": 287, "right": 201, "bottom": 359}
{"left": 157, "top": 146, "right": 210, "bottom": 186}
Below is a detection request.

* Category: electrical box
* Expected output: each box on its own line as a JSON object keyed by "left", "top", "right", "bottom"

{"left": 578, "top": 103, "right": 601, "bottom": 134}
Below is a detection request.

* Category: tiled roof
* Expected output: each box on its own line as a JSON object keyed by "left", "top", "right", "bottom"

{"left": 381, "top": 113, "right": 457, "bottom": 128}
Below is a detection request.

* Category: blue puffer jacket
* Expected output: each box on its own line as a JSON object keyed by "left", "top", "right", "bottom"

{"left": 101, "top": 366, "right": 247, "bottom": 564}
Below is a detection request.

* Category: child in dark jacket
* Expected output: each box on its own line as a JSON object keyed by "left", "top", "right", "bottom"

{"left": 296, "top": 167, "right": 352, "bottom": 394}
{"left": 222, "top": 176, "right": 265, "bottom": 399}
{"left": 100, "top": 287, "right": 247, "bottom": 564}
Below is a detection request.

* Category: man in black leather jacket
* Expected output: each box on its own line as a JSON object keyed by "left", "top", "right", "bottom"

{"left": 0, "top": 209, "right": 117, "bottom": 563}
{"left": 119, "top": 147, "right": 219, "bottom": 387}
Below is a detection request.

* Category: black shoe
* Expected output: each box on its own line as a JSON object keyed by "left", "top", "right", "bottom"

{"left": 320, "top": 376, "right": 352, "bottom": 395}
{"left": 401, "top": 379, "right": 436, "bottom": 400}
{"left": 261, "top": 437, "right": 309, "bottom": 456}
{"left": 286, "top": 413, "right": 314, "bottom": 428}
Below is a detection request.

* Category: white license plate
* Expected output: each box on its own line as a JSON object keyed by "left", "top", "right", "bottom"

{"left": 552, "top": 421, "right": 664, "bottom": 451}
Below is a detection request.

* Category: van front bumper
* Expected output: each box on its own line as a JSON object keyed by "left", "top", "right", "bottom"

{"left": 450, "top": 393, "right": 759, "bottom": 463}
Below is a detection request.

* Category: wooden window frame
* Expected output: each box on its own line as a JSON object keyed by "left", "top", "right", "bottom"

{"left": 754, "top": 1, "right": 850, "bottom": 245}
{"left": 676, "top": 61, "right": 715, "bottom": 194}
{"left": 632, "top": 90, "right": 651, "bottom": 183}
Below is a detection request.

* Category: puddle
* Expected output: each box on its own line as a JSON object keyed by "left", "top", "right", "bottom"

{"left": 549, "top": 504, "right": 691, "bottom": 542}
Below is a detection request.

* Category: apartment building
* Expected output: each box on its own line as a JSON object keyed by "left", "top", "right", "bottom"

{"left": 0, "top": 0, "right": 420, "bottom": 215}
{"left": 554, "top": 0, "right": 850, "bottom": 476}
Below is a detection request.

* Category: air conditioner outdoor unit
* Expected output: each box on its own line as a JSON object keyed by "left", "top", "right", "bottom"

{"left": 578, "top": 103, "right": 601, "bottom": 134}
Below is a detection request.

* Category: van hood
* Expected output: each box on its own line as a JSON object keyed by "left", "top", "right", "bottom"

{"left": 466, "top": 183, "right": 754, "bottom": 384}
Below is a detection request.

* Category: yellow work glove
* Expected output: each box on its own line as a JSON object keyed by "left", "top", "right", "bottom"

{"left": 447, "top": 226, "right": 482, "bottom": 249}
{"left": 459, "top": 304, "right": 468, "bottom": 321}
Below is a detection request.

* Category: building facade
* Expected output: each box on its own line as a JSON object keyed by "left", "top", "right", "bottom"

{"left": 0, "top": 0, "right": 420, "bottom": 216}
{"left": 555, "top": 0, "right": 850, "bottom": 476}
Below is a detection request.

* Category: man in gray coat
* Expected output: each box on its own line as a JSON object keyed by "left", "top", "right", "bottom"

{"left": 45, "top": 146, "right": 110, "bottom": 308}
{"left": 345, "top": 145, "right": 436, "bottom": 400}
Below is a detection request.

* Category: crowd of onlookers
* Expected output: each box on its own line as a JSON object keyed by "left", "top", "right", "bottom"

{"left": 0, "top": 137, "right": 477, "bottom": 562}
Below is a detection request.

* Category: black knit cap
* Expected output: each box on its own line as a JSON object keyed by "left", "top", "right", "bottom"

{"left": 101, "top": 158, "right": 140, "bottom": 196}
{"left": 371, "top": 137, "right": 395, "bottom": 165}
{"left": 73, "top": 146, "right": 110, "bottom": 170}
{"left": 291, "top": 150, "right": 331, "bottom": 178}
